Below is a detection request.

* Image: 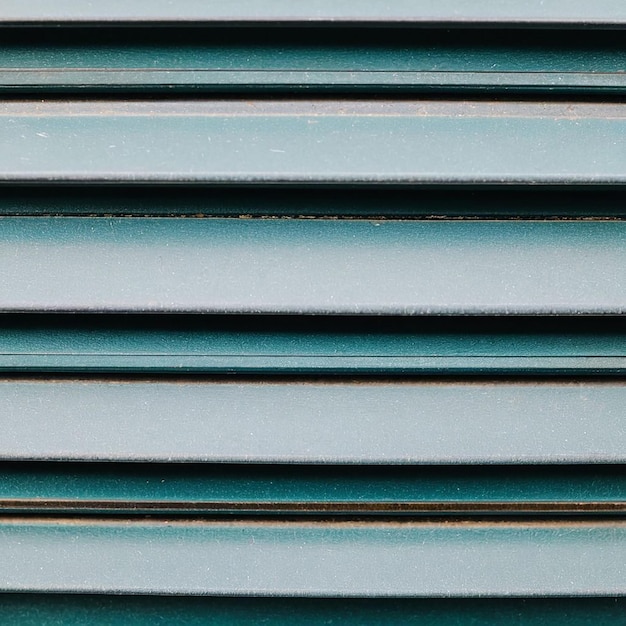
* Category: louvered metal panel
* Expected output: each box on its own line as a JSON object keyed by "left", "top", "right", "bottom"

{"left": 0, "top": 3, "right": 624, "bottom": 620}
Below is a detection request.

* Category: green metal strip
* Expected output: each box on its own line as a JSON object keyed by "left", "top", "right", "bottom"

{"left": 0, "top": 218, "right": 624, "bottom": 315}
{"left": 0, "top": 595, "right": 623, "bottom": 626}
{"left": 1, "top": 101, "right": 626, "bottom": 185}
{"left": 4, "top": 34, "right": 625, "bottom": 72}
{"left": 1, "top": 320, "right": 624, "bottom": 373}
{"left": 0, "top": 519, "right": 625, "bottom": 596}
{"left": 1, "top": 30, "right": 625, "bottom": 93}
{"left": 0, "top": 463, "right": 625, "bottom": 515}
{"left": 1, "top": 321, "right": 624, "bottom": 373}
{"left": 2, "top": 0, "right": 626, "bottom": 27}
{"left": 7, "top": 70, "right": 626, "bottom": 95}
{"left": 1, "top": 380, "right": 625, "bottom": 463}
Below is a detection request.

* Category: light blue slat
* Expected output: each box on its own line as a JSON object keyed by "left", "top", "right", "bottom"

{"left": 0, "top": 520, "right": 624, "bottom": 596}
{"left": 1, "top": 0, "right": 625, "bottom": 26}
{"left": 1, "top": 101, "right": 625, "bottom": 185}
{"left": 1, "top": 380, "right": 625, "bottom": 463}
{"left": 0, "top": 218, "right": 624, "bottom": 314}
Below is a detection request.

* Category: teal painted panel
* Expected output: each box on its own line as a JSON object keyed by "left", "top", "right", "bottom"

{"left": 0, "top": 520, "right": 624, "bottom": 596}
{"left": 1, "top": 319, "right": 624, "bottom": 373}
{"left": 3, "top": 32, "right": 624, "bottom": 73}
{"left": 2, "top": 0, "right": 625, "bottom": 27}
{"left": 0, "top": 596, "right": 624, "bottom": 625}
{"left": 1, "top": 101, "right": 625, "bottom": 185}
{"left": 0, "top": 463, "right": 625, "bottom": 515}
{"left": 1, "top": 381, "right": 625, "bottom": 463}
{"left": 0, "top": 218, "right": 624, "bottom": 315}
{"left": 1, "top": 30, "right": 625, "bottom": 93}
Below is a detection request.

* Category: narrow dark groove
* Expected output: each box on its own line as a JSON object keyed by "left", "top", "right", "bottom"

{"left": 3, "top": 26, "right": 626, "bottom": 45}
{"left": 0, "top": 513, "right": 624, "bottom": 524}
{"left": 1, "top": 312, "right": 624, "bottom": 332}
{"left": 4, "top": 91, "right": 626, "bottom": 102}
{"left": 1, "top": 500, "right": 625, "bottom": 517}
{"left": 1, "top": 373, "right": 624, "bottom": 383}
{"left": 1, "top": 186, "right": 626, "bottom": 218}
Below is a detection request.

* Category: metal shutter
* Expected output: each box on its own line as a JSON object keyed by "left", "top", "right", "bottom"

{"left": 0, "top": 2, "right": 625, "bottom": 623}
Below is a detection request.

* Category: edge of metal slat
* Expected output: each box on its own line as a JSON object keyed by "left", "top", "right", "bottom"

{"left": 2, "top": 0, "right": 626, "bottom": 28}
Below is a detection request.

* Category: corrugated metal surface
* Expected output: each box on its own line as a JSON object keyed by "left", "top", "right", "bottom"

{"left": 0, "top": 3, "right": 624, "bottom": 622}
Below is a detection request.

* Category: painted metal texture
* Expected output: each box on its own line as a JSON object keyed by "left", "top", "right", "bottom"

{"left": 1, "top": 101, "right": 625, "bottom": 185}
{"left": 0, "top": 218, "right": 624, "bottom": 315}
{"left": 1, "top": 2, "right": 625, "bottom": 611}
{"left": 2, "top": 0, "right": 626, "bottom": 27}
{"left": 0, "top": 520, "right": 624, "bottom": 596}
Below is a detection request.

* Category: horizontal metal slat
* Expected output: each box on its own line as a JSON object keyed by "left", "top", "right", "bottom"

{"left": 1, "top": 380, "right": 625, "bottom": 463}
{"left": 2, "top": 319, "right": 624, "bottom": 373}
{"left": 2, "top": 101, "right": 626, "bottom": 185}
{"left": 4, "top": 322, "right": 625, "bottom": 374}
{"left": 0, "top": 595, "right": 623, "bottom": 625}
{"left": 2, "top": 0, "right": 625, "bottom": 27}
{"left": 1, "top": 463, "right": 625, "bottom": 515}
{"left": 2, "top": 30, "right": 625, "bottom": 94}
{"left": 0, "top": 520, "right": 624, "bottom": 596}
{"left": 0, "top": 218, "right": 624, "bottom": 315}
